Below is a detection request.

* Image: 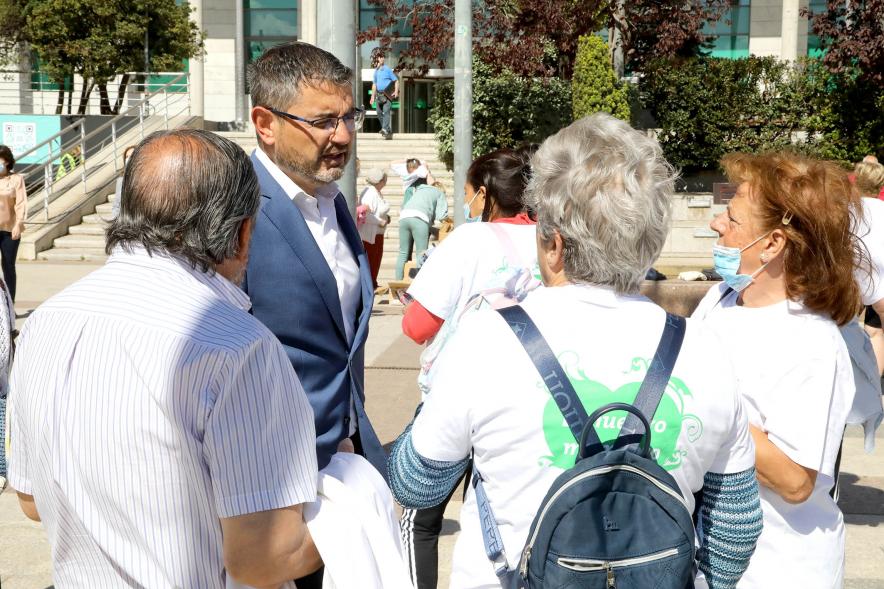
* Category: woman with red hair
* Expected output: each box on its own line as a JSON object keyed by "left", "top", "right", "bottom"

{"left": 693, "top": 152, "right": 863, "bottom": 588}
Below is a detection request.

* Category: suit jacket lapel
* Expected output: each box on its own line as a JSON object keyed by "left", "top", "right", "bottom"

{"left": 334, "top": 194, "right": 374, "bottom": 349}
{"left": 252, "top": 154, "right": 348, "bottom": 342}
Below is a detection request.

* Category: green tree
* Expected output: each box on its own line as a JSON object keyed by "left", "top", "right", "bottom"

{"left": 12, "top": 0, "right": 203, "bottom": 115}
{"left": 429, "top": 57, "right": 572, "bottom": 170}
{"left": 571, "top": 35, "right": 630, "bottom": 121}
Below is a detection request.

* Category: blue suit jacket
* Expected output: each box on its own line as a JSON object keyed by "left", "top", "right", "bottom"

{"left": 244, "top": 153, "right": 386, "bottom": 477}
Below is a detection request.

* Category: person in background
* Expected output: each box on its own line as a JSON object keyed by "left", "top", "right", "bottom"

{"left": 398, "top": 147, "right": 538, "bottom": 589}
{"left": 6, "top": 129, "right": 321, "bottom": 587}
{"left": 359, "top": 168, "right": 391, "bottom": 291}
{"left": 392, "top": 158, "right": 436, "bottom": 207}
{"left": 111, "top": 145, "right": 137, "bottom": 219}
{"left": 693, "top": 151, "right": 860, "bottom": 589}
{"left": 0, "top": 145, "right": 27, "bottom": 301}
{"left": 395, "top": 178, "right": 447, "bottom": 281}
{"left": 370, "top": 52, "right": 399, "bottom": 139}
{"left": 390, "top": 114, "right": 762, "bottom": 589}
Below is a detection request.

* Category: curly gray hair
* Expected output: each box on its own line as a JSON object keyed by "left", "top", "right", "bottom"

{"left": 527, "top": 114, "right": 676, "bottom": 294}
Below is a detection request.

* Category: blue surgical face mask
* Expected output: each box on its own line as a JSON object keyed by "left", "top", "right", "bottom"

{"left": 712, "top": 232, "right": 770, "bottom": 292}
{"left": 463, "top": 190, "right": 482, "bottom": 223}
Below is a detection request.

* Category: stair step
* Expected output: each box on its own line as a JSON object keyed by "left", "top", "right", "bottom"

{"left": 82, "top": 212, "right": 113, "bottom": 224}
{"left": 95, "top": 202, "right": 114, "bottom": 215}
{"left": 69, "top": 224, "right": 107, "bottom": 236}
{"left": 37, "top": 249, "right": 108, "bottom": 262}
{"left": 53, "top": 234, "right": 106, "bottom": 249}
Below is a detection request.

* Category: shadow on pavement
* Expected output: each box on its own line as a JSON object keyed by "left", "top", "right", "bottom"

{"left": 839, "top": 472, "right": 884, "bottom": 520}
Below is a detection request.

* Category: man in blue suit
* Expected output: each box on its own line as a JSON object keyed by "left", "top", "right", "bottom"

{"left": 244, "top": 42, "right": 387, "bottom": 487}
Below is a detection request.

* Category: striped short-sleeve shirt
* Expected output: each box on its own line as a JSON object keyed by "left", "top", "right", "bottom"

{"left": 6, "top": 247, "right": 318, "bottom": 587}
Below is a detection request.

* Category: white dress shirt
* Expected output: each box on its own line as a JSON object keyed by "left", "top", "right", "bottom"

{"left": 255, "top": 147, "right": 361, "bottom": 345}
{"left": 7, "top": 247, "right": 317, "bottom": 588}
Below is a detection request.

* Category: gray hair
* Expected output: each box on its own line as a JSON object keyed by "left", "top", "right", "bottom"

{"left": 106, "top": 128, "right": 261, "bottom": 273}
{"left": 527, "top": 114, "right": 676, "bottom": 294}
{"left": 248, "top": 41, "right": 353, "bottom": 111}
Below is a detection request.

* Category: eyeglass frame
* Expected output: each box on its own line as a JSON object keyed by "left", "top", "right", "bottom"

{"left": 266, "top": 106, "right": 365, "bottom": 134}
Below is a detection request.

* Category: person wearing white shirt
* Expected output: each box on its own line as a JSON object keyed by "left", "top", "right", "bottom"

{"left": 390, "top": 114, "right": 762, "bottom": 589}
{"left": 359, "top": 168, "right": 391, "bottom": 291}
{"left": 6, "top": 129, "right": 321, "bottom": 587}
{"left": 692, "top": 151, "right": 861, "bottom": 588}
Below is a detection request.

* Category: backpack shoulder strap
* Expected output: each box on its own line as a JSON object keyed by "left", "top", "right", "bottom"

{"left": 497, "top": 304, "right": 594, "bottom": 448}
{"left": 616, "top": 313, "right": 687, "bottom": 445}
{"left": 488, "top": 223, "right": 525, "bottom": 269}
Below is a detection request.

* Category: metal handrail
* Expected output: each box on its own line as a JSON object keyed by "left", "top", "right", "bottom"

{"left": 14, "top": 72, "right": 189, "bottom": 164}
{"left": 19, "top": 72, "right": 191, "bottom": 223}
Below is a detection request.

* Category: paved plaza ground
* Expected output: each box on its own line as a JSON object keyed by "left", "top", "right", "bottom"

{"left": 1, "top": 261, "right": 884, "bottom": 588}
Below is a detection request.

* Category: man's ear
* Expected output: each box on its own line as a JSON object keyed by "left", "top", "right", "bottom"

{"left": 237, "top": 217, "right": 254, "bottom": 263}
{"left": 252, "top": 107, "right": 276, "bottom": 147}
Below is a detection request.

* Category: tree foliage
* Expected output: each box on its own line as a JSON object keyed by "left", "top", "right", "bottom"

{"left": 639, "top": 56, "right": 884, "bottom": 171}
{"left": 358, "top": 0, "right": 729, "bottom": 78}
{"left": 572, "top": 35, "right": 630, "bottom": 121}
{"left": 803, "top": 0, "right": 884, "bottom": 87}
{"left": 428, "top": 57, "right": 571, "bottom": 169}
{"left": 0, "top": 0, "right": 203, "bottom": 114}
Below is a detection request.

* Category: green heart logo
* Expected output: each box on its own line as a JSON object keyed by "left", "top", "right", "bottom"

{"left": 540, "top": 356, "right": 703, "bottom": 471}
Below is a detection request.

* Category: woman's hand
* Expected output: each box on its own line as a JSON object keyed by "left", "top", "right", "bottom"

{"left": 11, "top": 223, "right": 23, "bottom": 240}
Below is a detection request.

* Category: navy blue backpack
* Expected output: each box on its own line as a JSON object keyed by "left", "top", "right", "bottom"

{"left": 473, "top": 305, "right": 696, "bottom": 588}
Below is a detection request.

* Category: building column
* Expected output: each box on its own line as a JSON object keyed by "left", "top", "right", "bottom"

{"left": 781, "top": 0, "right": 800, "bottom": 61}
{"left": 189, "top": 0, "right": 205, "bottom": 120}
{"left": 234, "top": 0, "right": 246, "bottom": 126}
{"left": 301, "top": 0, "right": 318, "bottom": 44}
{"left": 317, "top": 0, "right": 358, "bottom": 213}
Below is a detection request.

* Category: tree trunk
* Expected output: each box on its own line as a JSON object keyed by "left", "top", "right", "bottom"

{"left": 97, "top": 83, "right": 112, "bottom": 114}
{"left": 55, "top": 88, "right": 64, "bottom": 115}
{"left": 77, "top": 78, "right": 94, "bottom": 115}
{"left": 112, "top": 74, "right": 131, "bottom": 115}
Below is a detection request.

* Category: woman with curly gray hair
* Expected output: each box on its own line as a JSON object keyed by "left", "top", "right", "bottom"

{"left": 388, "top": 114, "right": 761, "bottom": 589}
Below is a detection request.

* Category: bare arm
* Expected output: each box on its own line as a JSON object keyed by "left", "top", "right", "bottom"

{"left": 370, "top": 83, "right": 377, "bottom": 106}
{"left": 17, "top": 492, "right": 40, "bottom": 522}
{"left": 222, "top": 503, "right": 321, "bottom": 588}
{"left": 12, "top": 174, "right": 26, "bottom": 240}
{"left": 749, "top": 425, "right": 817, "bottom": 503}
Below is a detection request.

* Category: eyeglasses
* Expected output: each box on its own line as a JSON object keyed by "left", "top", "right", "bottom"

{"left": 267, "top": 107, "right": 365, "bottom": 134}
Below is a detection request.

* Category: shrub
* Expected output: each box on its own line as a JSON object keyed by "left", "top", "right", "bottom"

{"left": 571, "top": 35, "right": 630, "bottom": 121}
{"left": 639, "top": 56, "right": 884, "bottom": 171}
{"left": 429, "top": 57, "right": 572, "bottom": 170}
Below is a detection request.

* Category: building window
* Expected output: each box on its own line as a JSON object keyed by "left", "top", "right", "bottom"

{"left": 704, "top": 0, "right": 750, "bottom": 59}
{"left": 806, "top": 0, "right": 826, "bottom": 57}
{"left": 245, "top": 0, "right": 298, "bottom": 83}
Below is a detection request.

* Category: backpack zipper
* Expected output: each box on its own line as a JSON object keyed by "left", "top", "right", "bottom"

{"left": 518, "top": 464, "right": 689, "bottom": 579}
{"left": 556, "top": 546, "right": 681, "bottom": 571}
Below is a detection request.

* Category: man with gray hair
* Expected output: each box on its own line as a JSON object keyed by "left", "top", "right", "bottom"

{"left": 389, "top": 114, "right": 761, "bottom": 588}
{"left": 6, "top": 129, "right": 321, "bottom": 587}
{"left": 246, "top": 43, "right": 387, "bottom": 486}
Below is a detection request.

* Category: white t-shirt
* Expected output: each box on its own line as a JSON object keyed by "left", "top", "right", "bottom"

{"left": 854, "top": 197, "right": 884, "bottom": 306}
{"left": 358, "top": 185, "right": 390, "bottom": 244}
{"left": 692, "top": 283, "right": 856, "bottom": 589}
{"left": 412, "top": 284, "right": 756, "bottom": 589}
{"left": 407, "top": 222, "right": 539, "bottom": 320}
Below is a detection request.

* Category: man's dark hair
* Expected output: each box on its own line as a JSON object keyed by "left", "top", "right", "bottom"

{"left": 0, "top": 145, "right": 16, "bottom": 171}
{"left": 248, "top": 41, "right": 352, "bottom": 111}
{"left": 106, "top": 129, "right": 261, "bottom": 272}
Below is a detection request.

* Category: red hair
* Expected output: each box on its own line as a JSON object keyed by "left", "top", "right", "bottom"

{"left": 722, "top": 152, "right": 864, "bottom": 326}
